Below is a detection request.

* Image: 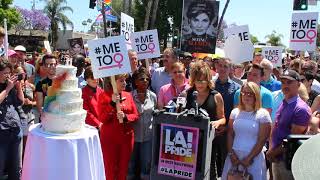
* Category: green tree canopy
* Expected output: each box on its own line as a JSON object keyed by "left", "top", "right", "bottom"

{"left": 0, "top": 0, "right": 21, "bottom": 29}
{"left": 250, "top": 35, "right": 259, "bottom": 44}
{"left": 265, "top": 30, "right": 284, "bottom": 46}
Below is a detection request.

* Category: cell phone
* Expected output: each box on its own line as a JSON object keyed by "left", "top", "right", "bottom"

{"left": 17, "top": 74, "right": 24, "bottom": 81}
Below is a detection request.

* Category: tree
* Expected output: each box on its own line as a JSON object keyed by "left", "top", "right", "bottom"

{"left": 250, "top": 35, "right": 259, "bottom": 44}
{"left": 0, "top": 0, "right": 21, "bottom": 29}
{"left": 43, "top": 0, "right": 73, "bottom": 50}
{"left": 265, "top": 30, "right": 284, "bottom": 46}
{"left": 15, "top": 7, "right": 50, "bottom": 35}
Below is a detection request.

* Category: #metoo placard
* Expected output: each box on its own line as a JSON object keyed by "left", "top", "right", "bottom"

{"left": 130, "top": 29, "right": 161, "bottom": 60}
{"left": 262, "top": 47, "right": 283, "bottom": 67}
{"left": 121, "top": 12, "right": 134, "bottom": 49}
{"left": 290, "top": 12, "right": 319, "bottom": 51}
{"left": 87, "top": 36, "right": 131, "bottom": 79}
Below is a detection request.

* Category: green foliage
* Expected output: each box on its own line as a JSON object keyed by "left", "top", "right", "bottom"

{"left": 265, "top": 30, "right": 284, "bottom": 47}
{"left": 0, "top": 0, "right": 21, "bottom": 29}
{"left": 250, "top": 35, "right": 259, "bottom": 44}
{"left": 44, "top": 0, "right": 73, "bottom": 49}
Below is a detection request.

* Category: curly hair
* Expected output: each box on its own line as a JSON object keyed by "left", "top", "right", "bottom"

{"left": 189, "top": 60, "right": 214, "bottom": 89}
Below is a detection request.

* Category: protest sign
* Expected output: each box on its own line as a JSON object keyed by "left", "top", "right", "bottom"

{"left": 224, "top": 33, "right": 254, "bottom": 64}
{"left": 262, "top": 47, "right": 283, "bottom": 67}
{"left": 121, "top": 12, "right": 134, "bottom": 49}
{"left": 158, "top": 123, "right": 199, "bottom": 180}
{"left": 224, "top": 25, "right": 251, "bottom": 42}
{"left": 87, "top": 36, "right": 131, "bottom": 79}
{"left": 130, "top": 29, "right": 161, "bottom": 60}
{"left": 289, "top": 12, "right": 319, "bottom": 51}
{"left": 44, "top": 41, "right": 52, "bottom": 54}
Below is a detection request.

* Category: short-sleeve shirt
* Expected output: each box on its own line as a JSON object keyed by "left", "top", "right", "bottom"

{"left": 234, "top": 85, "right": 273, "bottom": 110}
{"left": 260, "top": 77, "right": 282, "bottom": 92}
{"left": 230, "top": 108, "right": 271, "bottom": 152}
{"left": 151, "top": 67, "right": 171, "bottom": 94}
{"left": 271, "top": 96, "right": 311, "bottom": 152}
{"left": 35, "top": 77, "right": 52, "bottom": 97}
{"left": 158, "top": 80, "right": 190, "bottom": 106}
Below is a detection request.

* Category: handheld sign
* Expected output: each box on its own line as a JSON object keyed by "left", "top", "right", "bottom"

{"left": 130, "top": 29, "right": 161, "bottom": 60}
{"left": 224, "top": 34, "right": 254, "bottom": 64}
{"left": 290, "top": 12, "right": 319, "bottom": 51}
{"left": 261, "top": 47, "right": 283, "bottom": 67}
{"left": 224, "top": 25, "right": 251, "bottom": 42}
{"left": 87, "top": 36, "right": 131, "bottom": 79}
{"left": 158, "top": 124, "right": 199, "bottom": 180}
{"left": 121, "top": 12, "right": 134, "bottom": 49}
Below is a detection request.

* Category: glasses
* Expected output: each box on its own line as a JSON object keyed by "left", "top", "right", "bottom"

{"left": 173, "top": 70, "right": 184, "bottom": 74}
{"left": 241, "top": 91, "right": 255, "bottom": 97}
{"left": 44, "top": 63, "right": 57, "bottom": 68}
{"left": 138, "top": 77, "right": 150, "bottom": 81}
{"left": 195, "top": 80, "right": 208, "bottom": 84}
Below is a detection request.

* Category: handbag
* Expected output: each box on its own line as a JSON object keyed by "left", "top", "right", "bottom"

{"left": 227, "top": 165, "right": 253, "bottom": 180}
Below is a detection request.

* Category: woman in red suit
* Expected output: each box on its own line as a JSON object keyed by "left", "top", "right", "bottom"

{"left": 82, "top": 66, "right": 103, "bottom": 128}
{"left": 98, "top": 74, "right": 139, "bottom": 180}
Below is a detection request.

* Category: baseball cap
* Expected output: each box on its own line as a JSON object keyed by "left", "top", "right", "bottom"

{"left": 183, "top": 52, "right": 192, "bottom": 58}
{"left": 280, "top": 70, "right": 300, "bottom": 81}
{"left": 8, "top": 49, "right": 17, "bottom": 57}
{"left": 14, "top": 45, "right": 26, "bottom": 52}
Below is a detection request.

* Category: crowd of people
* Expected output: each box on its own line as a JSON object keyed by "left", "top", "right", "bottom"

{"left": 0, "top": 24, "right": 319, "bottom": 180}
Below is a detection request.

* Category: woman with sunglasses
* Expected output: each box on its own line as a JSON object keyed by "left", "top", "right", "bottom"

{"left": 185, "top": 60, "right": 226, "bottom": 179}
{"left": 222, "top": 82, "right": 271, "bottom": 180}
{"left": 128, "top": 67, "right": 157, "bottom": 180}
{"left": 157, "top": 62, "right": 190, "bottom": 109}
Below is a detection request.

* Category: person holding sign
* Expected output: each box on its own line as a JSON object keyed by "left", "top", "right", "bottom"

{"left": 222, "top": 82, "right": 272, "bottom": 180}
{"left": 98, "top": 74, "right": 139, "bottom": 180}
{"left": 185, "top": 61, "right": 226, "bottom": 179}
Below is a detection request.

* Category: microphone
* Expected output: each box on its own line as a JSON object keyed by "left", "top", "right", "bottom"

{"left": 193, "top": 91, "right": 199, "bottom": 115}
{"left": 176, "top": 96, "right": 186, "bottom": 113}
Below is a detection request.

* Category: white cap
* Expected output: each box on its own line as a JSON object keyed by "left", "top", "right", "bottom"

{"left": 14, "top": 45, "right": 26, "bottom": 52}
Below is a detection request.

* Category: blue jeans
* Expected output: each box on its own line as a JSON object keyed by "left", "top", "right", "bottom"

{"left": 128, "top": 140, "right": 152, "bottom": 180}
{"left": 0, "top": 128, "right": 22, "bottom": 180}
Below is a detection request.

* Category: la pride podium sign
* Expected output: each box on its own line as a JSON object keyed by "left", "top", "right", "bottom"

{"left": 158, "top": 124, "right": 199, "bottom": 179}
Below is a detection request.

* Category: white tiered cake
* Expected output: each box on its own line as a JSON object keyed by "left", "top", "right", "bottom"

{"left": 41, "top": 64, "right": 87, "bottom": 133}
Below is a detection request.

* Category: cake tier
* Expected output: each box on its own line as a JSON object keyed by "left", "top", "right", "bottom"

{"left": 41, "top": 110, "right": 87, "bottom": 133}
{"left": 56, "top": 65, "right": 77, "bottom": 79}
{"left": 61, "top": 78, "right": 78, "bottom": 90}
{"left": 48, "top": 99, "right": 83, "bottom": 114}
{"left": 56, "top": 89, "right": 82, "bottom": 102}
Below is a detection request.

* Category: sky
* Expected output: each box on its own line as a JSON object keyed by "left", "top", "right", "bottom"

{"left": 13, "top": 0, "right": 320, "bottom": 47}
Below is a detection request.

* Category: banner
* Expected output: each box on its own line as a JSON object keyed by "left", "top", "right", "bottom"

{"left": 121, "top": 12, "right": 134, "bottom": 49}
{"left": 130, "top": 29, "right": 161, "bottom": 60}
{"left": 87, "top": 36, "right": 131, "bottom": 78}
{"left": 44, "top": 41, "right": 52, "bottom": 54}
{"left": 289, "top": 12, "right": 319, "bottom": 51}
{"left": 223, "top": 25, "right": 254, "bottom": 63}
{"left": 180, "top": 0, "right": 219, "bottom": 53}
{"left": 261, "top": 46, "right": 283, "bottom": 67}
{"left": 158, "top": 124, "right": 199, "bottom": 180}
{"left": 68, "top": 38, "right": 86, "bottom": 57}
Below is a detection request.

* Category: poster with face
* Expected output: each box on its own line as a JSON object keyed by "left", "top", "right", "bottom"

{"left": 68, "top": 38, "right": 86, "bottom": 57}
{"left": 180, "top": 0, "right": 219, "bottom": 54}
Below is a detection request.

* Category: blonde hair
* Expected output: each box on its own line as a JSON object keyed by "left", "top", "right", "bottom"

{"left": 171, "top": 62, "right": 185, "bottom": 71}
{"left": 189, "top": 60, "right": 214, "bottom": 89}
{"left": 298, "top": 83, "right": 309, "bottom": 102}
{"left": 238, "top": 82, "right": 261, "bottom": 111}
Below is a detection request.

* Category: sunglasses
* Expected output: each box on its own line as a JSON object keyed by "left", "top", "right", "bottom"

{"left": 138, "top": 77, "right": 150, "bottom": 81}
{"left": 173, "top": 70, "right": 184, "bottom": 74}
{"left": 44, "top": 63, "right": 57, "bottom": 68}
{"left": 195, "top": 80, "right": 208, "bottom": 84}
{"left": 241, "top": 91, "right": 255, "bottom": 97}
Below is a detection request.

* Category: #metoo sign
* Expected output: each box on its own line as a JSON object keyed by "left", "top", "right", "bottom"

{"left": 262, "top": 47, "right": 283, "bottom": 67}
{"left": 290, "top": 12, "right": 319, "bottom": 51}
{"left": 130, "top": 29, "right": 161, "bottom": 60}
{"left": 121, "top": 12, "right": 134, "bottom": 49}
{"left": 158, "top": 124, "right": 199, "bottom": 180}
{"left": 87, "top": 36, "right": 131, "bottom": 79}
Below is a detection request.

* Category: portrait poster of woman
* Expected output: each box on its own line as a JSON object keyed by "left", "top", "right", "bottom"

{"left": 181, "top": 0, "right": 219, "bottom": 54}
{"left": 68, "top": 38, "right": 86, "bottom": 57}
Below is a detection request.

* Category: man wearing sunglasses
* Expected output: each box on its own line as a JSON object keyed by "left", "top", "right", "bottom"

{"left": 35, "top": 54, "right": 57, "bottom": 115}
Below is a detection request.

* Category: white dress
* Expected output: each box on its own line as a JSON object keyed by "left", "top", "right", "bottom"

{"left": 221, "top": 108, "right": 271, "bottom": 180}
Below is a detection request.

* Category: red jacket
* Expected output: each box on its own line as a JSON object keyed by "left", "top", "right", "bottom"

{"left": 82, "top": 85, "right": 103, "bottom": 127}
{"left": 98, "top": 90, "right": 139, "bottom": 135}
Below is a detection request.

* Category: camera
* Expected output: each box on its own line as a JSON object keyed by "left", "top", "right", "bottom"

{"left": 17, "top": 73, "right": 24, "bottom": 81}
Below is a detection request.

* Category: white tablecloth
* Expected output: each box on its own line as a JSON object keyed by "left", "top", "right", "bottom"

{"left": 22, "top": 124, "right": 106, "bottom": 180}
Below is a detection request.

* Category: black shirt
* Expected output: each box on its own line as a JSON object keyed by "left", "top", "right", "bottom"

{"left": 35, "top": 77, "right": 52, "bottom": 97}
{"left": 307, "top": 90, "right": 320, "bottom": 107}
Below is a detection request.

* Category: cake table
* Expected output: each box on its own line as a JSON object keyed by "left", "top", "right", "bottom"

{"left": 21, "top": 124, "right": 105, "bottom": 180}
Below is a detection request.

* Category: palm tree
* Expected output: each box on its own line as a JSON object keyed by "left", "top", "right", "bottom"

{"left": 265, "top": 30, "right": 284, "bottom": 46}
{"left": 216, "top": 0, "right": 230, "bottom": 40}
{"left": 44, "top": 0, "right": 73, "bottom": 50}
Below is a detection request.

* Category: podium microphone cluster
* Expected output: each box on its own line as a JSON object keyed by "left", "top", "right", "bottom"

{"left": 193, "top": 91, "right": 199, "bottom": 115}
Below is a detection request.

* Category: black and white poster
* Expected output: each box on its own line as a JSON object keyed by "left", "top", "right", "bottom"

{"left": 68, "top": 38, "right": 86, "bottom": 57}
{"left": 180, "top": 0, "right": 219, "bottom": 54}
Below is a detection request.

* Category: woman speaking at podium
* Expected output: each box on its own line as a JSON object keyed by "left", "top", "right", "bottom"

{"left": 185, "top": 60, "right": 226, "bottom": 179}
